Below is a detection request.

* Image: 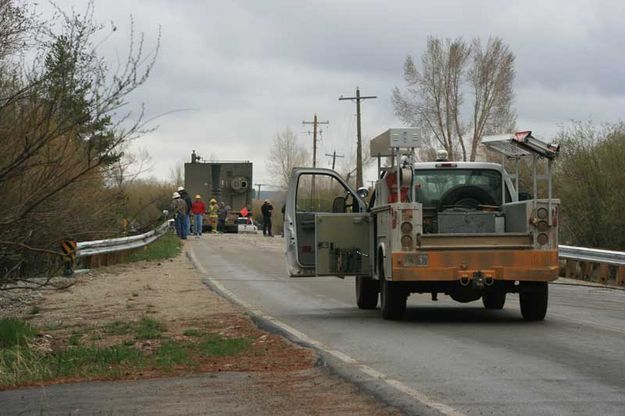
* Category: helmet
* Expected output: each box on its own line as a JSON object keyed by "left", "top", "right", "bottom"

{"left": 172, "top": 192, "right": 180, "bottom": 198}
{"left": 210, "top": 198, "right": 217, "bottom": 204}
{"left": 177, "top": 186, "right": 184, "bottom": 191}
{"left": 195, "top": 194, "right": 201, "bottom": 199}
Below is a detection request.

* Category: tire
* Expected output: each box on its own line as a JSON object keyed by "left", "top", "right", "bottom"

{"left": 438, "top": 185, "right": 497, "bottom": 211}
{"left": 356, "top": 276, "right": 378, "bottom": 309}
{"left": 482, "top": 291, "right": 506, "bottom": 309}
{"left": 379, "top": 267, "right": 406, "bottom": 320}
{"left": 519, "top": 282, "right": 548, "bottom": 321}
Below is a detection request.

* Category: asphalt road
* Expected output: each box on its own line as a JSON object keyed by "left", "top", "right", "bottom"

{"left": 190, "top": 234, "right": 625, "bottom": 416}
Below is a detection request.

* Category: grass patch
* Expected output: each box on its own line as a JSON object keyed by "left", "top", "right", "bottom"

{"left": 134, "top": 317, "right": 165, "bottom": 340}
{"left": 155, "top": 341, "right": 192, "bottom": 368}
{"left": 0, "top": 318, "right": 253, "bottom": 388}
{"left": 199, "top": 334, "right": 251, "bottom": 357}
{"left": 68, "top": 331, "right": 82, "bottom": 346}
{"left": 127, "top": 231, "right": 182, "bottom": 262}
{"left": 104, "top": 320, "right": 133, "bottom": 335}
{"left": 182, "top": 328, "right": 202, "bottom": 337}
{"left": 0, "top": 318, "right": 36, "bottom": 348}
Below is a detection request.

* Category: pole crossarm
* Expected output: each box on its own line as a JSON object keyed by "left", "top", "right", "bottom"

{"left": 325, "top": 151, "right": 344, "bottom": 170}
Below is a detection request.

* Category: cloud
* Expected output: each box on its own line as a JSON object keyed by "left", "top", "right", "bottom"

{"left": 43, "top": 0, "right": 625, "bottom": 184}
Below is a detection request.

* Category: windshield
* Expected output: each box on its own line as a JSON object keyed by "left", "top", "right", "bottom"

{"left": 413, "top": 169, "right": 503, "bottom": 208}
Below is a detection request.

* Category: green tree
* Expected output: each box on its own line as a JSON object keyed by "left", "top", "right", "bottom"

{"left": 554, "top": 122, "right": 625, "bottom": 250}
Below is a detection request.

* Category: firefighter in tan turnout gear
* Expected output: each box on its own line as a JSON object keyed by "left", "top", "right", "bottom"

{"left": 208, "top": 198, "right": 218, "bottom": 233}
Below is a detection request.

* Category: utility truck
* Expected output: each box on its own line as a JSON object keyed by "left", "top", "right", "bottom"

{"left": 284, "top": 129, "right": 560, "bottom": 321}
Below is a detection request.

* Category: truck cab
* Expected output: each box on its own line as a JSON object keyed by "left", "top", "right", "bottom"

{"left": 284, "top": 129, "right": 560, "bottom": 321}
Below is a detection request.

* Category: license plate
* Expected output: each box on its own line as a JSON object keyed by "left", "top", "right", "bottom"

{"left": 403, "top": 253, "right": 429, "bottom": 267}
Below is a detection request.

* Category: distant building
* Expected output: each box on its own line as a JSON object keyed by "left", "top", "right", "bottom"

{"left": 184, "top": 151, "right": 253, "bottom": 211}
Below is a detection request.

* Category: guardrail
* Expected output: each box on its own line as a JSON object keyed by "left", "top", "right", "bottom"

{"left": 559, "top": 244, "right": 625, "bottom": 285}
{"left": 72, "top": 224, "right": 624, "bottom": 285}
{"left": 75, "top": 220, "right": 171, "bottom": 268}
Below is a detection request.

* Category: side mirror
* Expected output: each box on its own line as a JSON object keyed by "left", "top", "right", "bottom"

{"left": 356, "top": 187, "right": 369, "bottom": 199}
{"left": 518, "top": 192, "right": 533, "bottom": 201}
{"left": 332, "top": 196, "right": 346, "bottom": 213}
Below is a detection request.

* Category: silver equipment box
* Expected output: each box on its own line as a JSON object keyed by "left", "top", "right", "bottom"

{"left": 438, "top": 211, "right": 503, "bottom": 234}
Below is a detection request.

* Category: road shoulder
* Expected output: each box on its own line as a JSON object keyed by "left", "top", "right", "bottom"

{"left": 0, "top": 244, "right": 401, "bottom": 415}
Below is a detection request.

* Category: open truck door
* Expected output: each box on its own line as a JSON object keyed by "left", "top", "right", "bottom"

{"left": 284, "top": 168, "right": 371, "bottom": 277}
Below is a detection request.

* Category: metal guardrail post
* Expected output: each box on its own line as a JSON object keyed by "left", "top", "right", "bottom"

{"left": 559, "top": 244, "right": 625, "bottom": 285}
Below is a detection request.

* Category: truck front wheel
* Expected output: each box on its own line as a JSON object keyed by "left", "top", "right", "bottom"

{"left": 380, "top": 269, "right": 406, "bottom": 320}
{"left": 519, "top": 282, "right": 548, "bottom": 321}
{"left": 356, "top": 276, "right": 378, "bottom": 310}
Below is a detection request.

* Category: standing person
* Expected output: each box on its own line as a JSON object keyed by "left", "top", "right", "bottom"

{"left": 191, "top": 194, "right": 206, "bottom": 238}
{"left": 217, "top": 202, "right": 228, "bottom": 233}
{"left": 171, "top": 192, "right": 188, "bottom": 240}
{"left": 178, "top": 186, "right": 193, "bottom": 236}
{"left": 208, "top": 198, "right": 219, "bottom": 233}
{"left": 261, "top": 199, "right": 274, "bottom": 237}
{"left": 171, "top": 192, "right": 181, "bottom": 237}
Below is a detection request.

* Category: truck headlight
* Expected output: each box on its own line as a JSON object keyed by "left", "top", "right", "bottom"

{"left": 537, "top": 233, "right": 549, "bottom": 246}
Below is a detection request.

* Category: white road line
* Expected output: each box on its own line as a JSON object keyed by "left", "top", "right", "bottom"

{"left": 188, "top": 249, "right": 466, "bottom": 416}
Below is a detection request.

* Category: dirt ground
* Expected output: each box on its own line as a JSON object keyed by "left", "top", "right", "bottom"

{"left": 1, "top": 244, "right": 402, "bottom": 415}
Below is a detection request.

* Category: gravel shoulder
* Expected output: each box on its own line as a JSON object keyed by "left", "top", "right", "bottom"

{"left": 0, "top": 239, "right": 402, "bottom": 415}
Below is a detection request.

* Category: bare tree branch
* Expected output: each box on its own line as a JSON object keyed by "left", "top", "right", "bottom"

{"left": 393, "top": 36, "right": 515, "bottom": 161}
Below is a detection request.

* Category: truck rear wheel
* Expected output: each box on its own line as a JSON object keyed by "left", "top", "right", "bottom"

{"left": 519, "top": 282, "right": 548, "bottom": 321}
{"left": 356, "top": 276, "right": 378, "bottom": 309}
{"left": 380, "top": 268, "right": 406, "bottom": 320}
{"left": 482, "top": 291, "right": 506, "bottom": 309}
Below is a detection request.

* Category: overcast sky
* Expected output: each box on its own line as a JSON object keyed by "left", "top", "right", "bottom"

{"left": 42, "top": 0, "right": 625, "bottom": 186}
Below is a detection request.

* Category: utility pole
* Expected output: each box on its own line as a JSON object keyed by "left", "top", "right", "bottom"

{"left": 339, "top": 87, "right": 377, "bottom": 188}
{"left": 325, "top": 151, "right": 344, "bottom": 170}
{"left": 302, "top": 115, "right": 329, "bottom": 208}
{"left": 302, "top": 114, "right": 329, "bottom": 168}
{"left": 254, "top": 183, "right": 266, "bottom": 200}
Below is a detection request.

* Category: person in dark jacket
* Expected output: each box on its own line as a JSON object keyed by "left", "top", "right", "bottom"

{"left": 261, "top": 199, "right": 274, "bottom": 237}
{"left": 171, "top": 192, "right": 188, "bottom": 239}
{"left": 178, "top": 186, "right": 193, "bottom": 236}
{"left": 217, "top": 202, "right": 229, "bottom": 233}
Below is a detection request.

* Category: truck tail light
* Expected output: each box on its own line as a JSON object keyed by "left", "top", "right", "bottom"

{"left": 401, "top": 234, "right": 413, "bottom": 249}
{"left": 401, "top": 222, "right": 413, "bottom": 234}
{"left": 537, "top": 233, "right": 549, "bottom": 246}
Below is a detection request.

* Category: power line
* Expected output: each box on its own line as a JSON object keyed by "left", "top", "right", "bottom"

{"left": 325, "top": 151, "right": 344, "bottom": 170}
{"left": 339, "top": 87, "right": 377, "bottom": 188}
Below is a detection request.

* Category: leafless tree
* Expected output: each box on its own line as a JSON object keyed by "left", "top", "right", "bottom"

{"left": 267, "top": 127, "right": 309, "bottom": 189}
{"left": 467, "top": 38, "right": 516, "bottom": 160}
{"left": 393, "top": 36, "right": 515, "bottom": 161}
{"left": 107, "top": 146, "right": 153, "bottom": 188}
{"left": 169, "top": 161, "right": 184, "bottom": 187}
